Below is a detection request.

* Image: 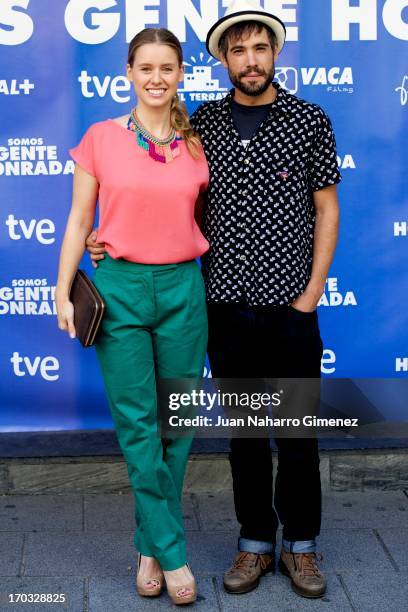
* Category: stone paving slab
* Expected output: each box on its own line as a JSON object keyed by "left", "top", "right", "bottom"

{"left": 340, "top": 570, "right": 408, "bottom": 611}
{"left": 89, "top": 576, "right": 218, "bottom": 611}
{"left": 24, "top": 532, "right": 136, "bottom": 577}
{"left": 84, "top": 494, "right": 199, "bottom": 532}
{"left": 375, "top": 528, "right": 408, "bottom": 569}
{"left": 195, "top": 490, "right": 408, "bottom": 533}
{"left": 321, "top": 491, "right": 408, "bottom": 528}
{"left": 193, "top": 491, "right": 238, "bottom": 531}
{"left": 0, "top": 495, "right": 83, "bottom": 532}
{"left": 84, "top": 493, "right": 133, "bottom": 532}
{"left": 217, "top": 574, "right": 353, "bottom": 611}
{"left": 316, "top": 528, "right": 395, "bottom": 572}
{"left": 0, "top": 578, "right": 84, "bottom": 611}
{"left": 187, "top": 531, "right": 239, "bottom": 574}
{"left": 0, "top": 533, "right": 24, "bottom": 576}
{"left": 182, "top": 495, "right": 201, "bottom": 531}
{"left": 0, "top": 464, "right": 9, "bottom": 495}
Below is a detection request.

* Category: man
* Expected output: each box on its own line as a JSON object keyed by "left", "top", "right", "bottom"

{"left": 86, "top": 0, "right": 340, "bottom": 599}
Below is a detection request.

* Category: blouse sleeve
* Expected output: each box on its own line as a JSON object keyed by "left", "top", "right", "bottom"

{"left": 69, "top": 125, "right": 97, "bottom": 178}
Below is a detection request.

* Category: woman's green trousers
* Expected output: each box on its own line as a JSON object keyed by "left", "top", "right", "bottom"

{"left": 93, "top": 255, "right": 208, "bottom": 570}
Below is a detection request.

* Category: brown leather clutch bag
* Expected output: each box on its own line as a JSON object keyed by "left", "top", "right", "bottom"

{"left": 69, "top": 270, "right": 105, "bottom": 348}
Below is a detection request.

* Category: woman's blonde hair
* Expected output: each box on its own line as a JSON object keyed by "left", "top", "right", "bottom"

{"left": 128, "top": 28, "right": 201, "bottom": 158}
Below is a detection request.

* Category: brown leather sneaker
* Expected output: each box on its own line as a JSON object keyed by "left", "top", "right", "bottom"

{"left": 279, "top": 550, "right": 326, "bottom": 598}
{"left": 223, "top": 552, "right": 275, "bottom": 594}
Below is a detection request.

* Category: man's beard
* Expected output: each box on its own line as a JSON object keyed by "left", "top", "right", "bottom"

{"left": 228, "top": 64, "right": 275, "bottom": 97}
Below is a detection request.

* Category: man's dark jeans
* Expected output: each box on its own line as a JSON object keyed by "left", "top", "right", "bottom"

{"left": 207, "top": 302, "right": 323, "bottom": 545}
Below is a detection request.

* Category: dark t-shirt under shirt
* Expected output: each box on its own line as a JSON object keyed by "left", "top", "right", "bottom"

{"left": 231, "top": 98, "right": 272, "bottom": 147}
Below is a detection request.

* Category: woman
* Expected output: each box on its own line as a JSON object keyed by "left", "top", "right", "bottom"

{"left": 56, "top": 28, "right": 209, "bottom": 605}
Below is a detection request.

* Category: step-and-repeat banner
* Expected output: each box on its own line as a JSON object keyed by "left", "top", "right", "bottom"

{"left": 0, "top": 1, "right": 407, "bottom": 431}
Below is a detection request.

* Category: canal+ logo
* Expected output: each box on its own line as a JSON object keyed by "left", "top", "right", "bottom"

{"left": 178, "top": 53, "right": 228, "bottom": 103}
{"left": 275, "top": 66, "right": 354, "bottom": 95}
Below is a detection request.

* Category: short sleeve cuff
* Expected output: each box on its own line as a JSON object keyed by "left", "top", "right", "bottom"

{"left": 311, "top": 173, "right": 342, "bottom": 192}
{"left": 69, "top": 146, "right": 96, "bottom": 178}
{"left": 69, "top": 124, "right": 97, "bottom": 178}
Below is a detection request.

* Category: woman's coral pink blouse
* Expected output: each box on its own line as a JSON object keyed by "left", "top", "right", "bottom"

{"left": 69, "top": 120, "right": 209, "bottom": 264}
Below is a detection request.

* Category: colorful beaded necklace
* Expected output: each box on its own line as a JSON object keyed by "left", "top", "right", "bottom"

{"left": 127, "top": 108, "right": 182, "bottom": 164}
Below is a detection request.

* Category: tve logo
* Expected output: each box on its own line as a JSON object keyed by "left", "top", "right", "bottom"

{"left": 394, "top": 222, "right": 407, "bottom": 236}
{"left": 275, "top": 67, "right": 354, "bottom": 95}
{"left": 10, "top": 352, "right": 60, "bottom": 381}
{"left": 0, "top": 79, "right": 34, "bottom": 95}
{"left": 322, "top": 349, "right": 337, "bottom": 375}
{"left": 78, "top": 71, "right": 131, "bottom": 103}
{"left": 5, "top": 215, "right": 55, "bottom": 244}
{"left": 318, "top": 278, "right": 358, "bottom": 308}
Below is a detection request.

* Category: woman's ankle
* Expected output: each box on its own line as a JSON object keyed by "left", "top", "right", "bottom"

{"left": 163, "top": 564, "right": 194, "bottom": 580}
{"left": 139, "top": 555, "right": 161, "bottom": 572}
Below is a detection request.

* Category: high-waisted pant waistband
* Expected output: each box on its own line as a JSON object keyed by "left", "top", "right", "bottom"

{"left": 97, "top": 253, "right": 196, "bottom": 274}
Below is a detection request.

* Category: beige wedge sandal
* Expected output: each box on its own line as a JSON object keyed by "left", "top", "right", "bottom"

{"left": 136, "top": 553, "right": 164, "bottom": 598}
{"left": 165, "top": 563, "right": 197, "bottom": 606}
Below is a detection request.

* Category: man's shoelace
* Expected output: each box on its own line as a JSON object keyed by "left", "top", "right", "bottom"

{"left": 232, "top": 552, "right": 271, "bottom": 573}
{"left": 296, "top": 552, "right": 323, "bottom": 576}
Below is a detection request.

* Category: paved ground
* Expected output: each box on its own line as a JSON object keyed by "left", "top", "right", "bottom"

{"left": 0, "top": 489, "right": 407, "bottom": 611}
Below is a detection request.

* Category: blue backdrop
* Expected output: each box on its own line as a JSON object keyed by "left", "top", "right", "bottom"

{"left": 0, "top": 0, "right": 407, "bottom": 431}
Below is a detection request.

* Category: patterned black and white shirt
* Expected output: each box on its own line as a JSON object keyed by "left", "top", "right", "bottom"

{"left": 191, "top": 83, "right": 342, "bottom": 306}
